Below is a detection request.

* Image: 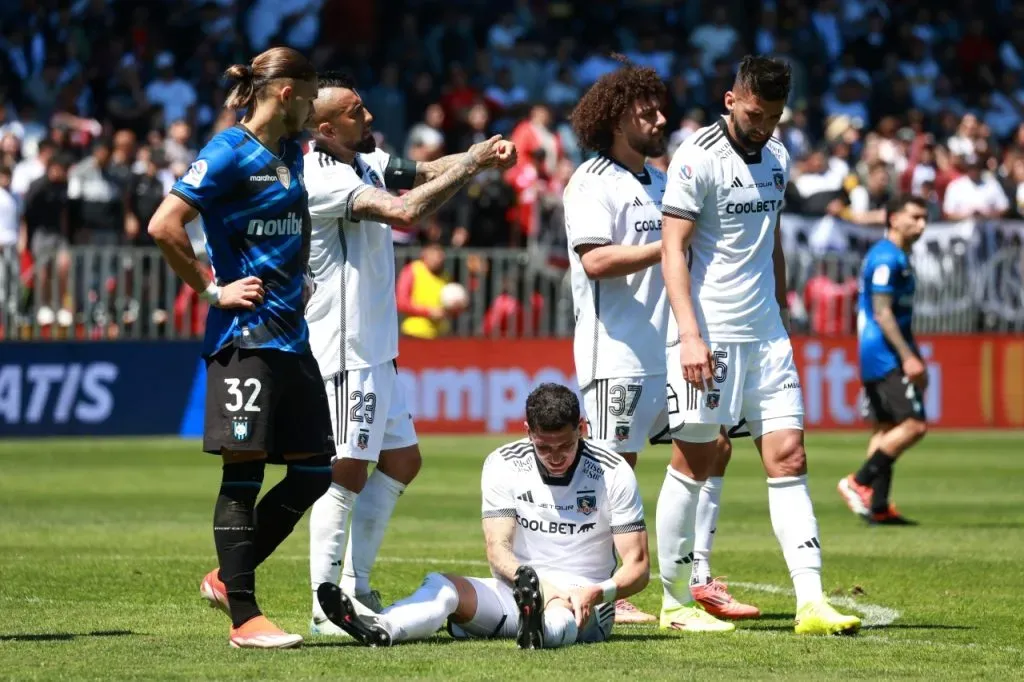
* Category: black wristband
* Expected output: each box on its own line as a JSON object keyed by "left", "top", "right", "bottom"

{"left": 384, "top": 157, "right": 417, "bottom": 191}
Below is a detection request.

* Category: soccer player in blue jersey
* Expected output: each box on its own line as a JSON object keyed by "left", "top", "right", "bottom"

{"left": 148, "top": 47, "right": 333, "bottom": 649}
{"left": 838, "top": 194, "right": 929, "bottom": 526}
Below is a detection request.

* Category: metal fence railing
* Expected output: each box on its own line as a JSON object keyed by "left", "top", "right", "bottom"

{"left": 2, "top": 239, "right": 1022, "bottom": 341}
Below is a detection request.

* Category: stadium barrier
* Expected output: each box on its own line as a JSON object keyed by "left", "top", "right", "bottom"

{"left": 2, "top": 216, "right": 1022, "bottom": 340}
{"left": 2, "top": 336, "right": 1021, "bottom": 438}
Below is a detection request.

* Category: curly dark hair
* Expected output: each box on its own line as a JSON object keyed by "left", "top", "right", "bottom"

{"left": 525, "top": 383, "right": 580, "bottom": 433}
{"left": 569, "top": 56, "right": 667, "bottom": 154}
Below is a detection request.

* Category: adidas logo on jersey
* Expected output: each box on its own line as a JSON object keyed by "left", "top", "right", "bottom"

{"left": 632, "top": 196, "right": 646, "bottom": 207}
{"left": 731, "top": 176, "right": 744, "bottom": 188}
{"left": 247, "top": 212, "right": 303, "bottom": 237}
{"left": 516, "top": 491, "right": 535, "bottom": 503}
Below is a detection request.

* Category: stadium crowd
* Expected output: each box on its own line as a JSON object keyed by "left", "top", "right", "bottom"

{"left": 1, "top": 0, "right": 1023, "bottom": 334}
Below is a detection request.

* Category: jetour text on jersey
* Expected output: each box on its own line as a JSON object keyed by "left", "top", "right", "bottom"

{"left": 725, "top": 198, "right": 785, "bottom": 215}
{"left": 246, "top": 212, "right": 303, "bottom": 237}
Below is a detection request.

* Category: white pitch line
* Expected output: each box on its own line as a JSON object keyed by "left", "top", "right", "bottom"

{"left": 728, "top": 581, "right": 901, "bottom": 628}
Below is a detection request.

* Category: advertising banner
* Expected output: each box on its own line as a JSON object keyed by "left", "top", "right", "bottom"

{"left": 395, "top": 337, "right": 1024, "bottom": 433}
{"left": 1, "top": 337, "right": 1021, "bottom": 437}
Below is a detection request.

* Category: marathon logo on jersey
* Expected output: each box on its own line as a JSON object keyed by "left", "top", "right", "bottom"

{"left": 577, "top": 492, "right": 597, "bottom": 516}
{"left": 725, "top": 198, "right": 784, "bottom": 215}
{"left": 246, "top": 212, "right": 303, "bottom": 237}
{"left": 705, "top": 390, "right": 721, "bottom": 410}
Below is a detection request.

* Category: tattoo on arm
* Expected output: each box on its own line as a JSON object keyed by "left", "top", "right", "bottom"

{"left": 351, "top": 154, "right": 478, "bottom": 224}
{"left": 482, "top": 517, "right": 519, "bottom": 584}
{"left": 872, "top": 293, "right": 915, "bottom": 361}
{"left": 414, "top": 153, "right": 469, "bottom": 186}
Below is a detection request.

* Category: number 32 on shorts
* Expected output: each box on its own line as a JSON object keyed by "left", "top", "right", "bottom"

{"left": 224, "top": 378, "right": 262, "bottom": 412}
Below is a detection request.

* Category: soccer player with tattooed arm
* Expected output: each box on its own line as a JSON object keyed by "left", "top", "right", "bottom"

{"left": 300, "top": 71, "right": 516, "bottom": 635}
{"left": 147, "top": 47, "right": 332, "bottom": 649}
{"left": 315, "top": 383, "right": 649, "bottom": 649}
{"left": 659, "top": 55, "right": 860, "bottom": 635}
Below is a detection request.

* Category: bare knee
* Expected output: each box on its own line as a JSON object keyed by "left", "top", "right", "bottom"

{"left": 332, "top": 457, "right": 369, "bottom": 492}
{"left": 905, "top": 419, "right": 928, "bottom": 444}
{"left": 442, "top": 573, "right": 477, "bottom": 624}
{"left": 762, "top": 430, "right": 806, "bottom": 478}
{"left": 377, "top": 444, "right": 422, "bottom": 486}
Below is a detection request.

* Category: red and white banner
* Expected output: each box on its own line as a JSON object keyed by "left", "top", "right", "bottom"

{"left": 396, "top": 337, "right": 1024, "bottom": 433}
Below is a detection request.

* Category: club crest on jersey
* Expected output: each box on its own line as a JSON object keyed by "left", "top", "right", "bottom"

{"left": 275, "top": 165, "right": 291, "bottom": 188}
{"left": 356, "top": 429, "right": 370, "bottom": 450}
{"left": 577, "top": 492, "right": 597, "bottom": 516}
{"left": 773, "top": 172, "right": 785, "bottom": 191}
{"left": 367, "top": 169, "right": 384, "bottom": 188}
{"left": 706, "top": 390, "right": 721, "bottom": 410}
{"left": 231, "top": 417, "right": 250, "bottom": 442}
{"left": 680, "top": 164, "right": 694, "bottom": 180}
{"left": 614, "top": 423, "right": 630, "bottom": 441}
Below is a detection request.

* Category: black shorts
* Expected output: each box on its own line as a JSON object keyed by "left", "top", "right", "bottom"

{"left": 861, "top": 369, "right": 926, "bottom": 425}
{"left": 203, "top": 346, "right": 336, "bottom": 462}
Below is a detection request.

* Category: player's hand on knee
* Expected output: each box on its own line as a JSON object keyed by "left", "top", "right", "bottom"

{"left": 218, "top": 276, "right": 264, "bottom": 310}
{"left": 568, "top": 585, "right": 601, "bottom": 627}
{"left": 680, "top": 333, "right": 714, "bottom": 391}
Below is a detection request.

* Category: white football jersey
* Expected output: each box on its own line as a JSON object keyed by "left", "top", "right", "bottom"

{"left": 481, "top": 438, "right": 646, "bottom": 584}
{"left": 304, "top": 145, "right": 398, "bottom": 377}
{"left": 564, "top": 155, "right": 669, "bottom": 389}
{"left": 662, "top": 118, "right": 790, "bottom": 343}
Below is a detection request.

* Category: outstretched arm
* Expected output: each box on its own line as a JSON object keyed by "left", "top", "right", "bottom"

{"left": 350, "top": 154, "right": 481, "bottom": 224}
{"left": 414, "top": 153, "right": 473, "bottom": 186}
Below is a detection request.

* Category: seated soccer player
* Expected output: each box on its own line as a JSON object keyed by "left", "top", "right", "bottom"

{"left": 316, "top": 382, "right": 650, "bottom": 649}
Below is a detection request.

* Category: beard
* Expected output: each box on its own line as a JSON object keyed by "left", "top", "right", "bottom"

{"left": 730, "top": 112, "right": 771, "bottom": 152}
{"left": 627, "top": 129, "right": 667, "bottom": 159}
{"left": 355, "top": 131, "right": 376, "bottom": 153}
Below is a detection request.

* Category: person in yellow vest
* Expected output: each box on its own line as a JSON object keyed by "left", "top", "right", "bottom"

{"left": 397, "top": 243, "right": 451, "bottom": 338}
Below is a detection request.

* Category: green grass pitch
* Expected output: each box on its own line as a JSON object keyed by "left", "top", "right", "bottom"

{"left": 1, "top": 432, "right": 1022, "bottom": 680}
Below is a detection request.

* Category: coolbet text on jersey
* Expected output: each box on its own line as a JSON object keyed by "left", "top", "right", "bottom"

{"left": 856, "top": 239, "right": 918, "bottom": 382}
{"left": 171, "top": 125, "right": 310, "bottom": 357}
{"left": 662, "top": 118, "right": 790, "bottom": 343}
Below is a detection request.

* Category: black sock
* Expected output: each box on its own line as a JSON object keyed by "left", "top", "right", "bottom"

{"left": 214, "top": 460, "right": 266, "bottom": 628}
{"left": 854, "top": 449, "right": 893, "bottom": 487}
{"left": 252, "top": 455, "right": 333, "bottom": 568}
{"left": 871, "top": 466, "right": 894, "bottom": 514}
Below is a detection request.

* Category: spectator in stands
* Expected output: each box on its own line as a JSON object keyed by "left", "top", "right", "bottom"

{"left": 163, "top": 120, "right": 196, "bottom": 168}
{"left": 846, "top": 161, "right": 891, "bottom": 225}
{"left": 481, "top": 275, "right": 544, "bottom": 338}
{"left": 0, "top": 165, "right": 16, "bottom": 249}
{"left": 11, "top": 138, "right": 53, "bottom": 198}
{"left": 67, "top": 138, "right": 125, "bottom": 247}
{"left": 145, "top": 52, "right": 197, "bottom": 129}
{"left": 943, "top": 156, "right": 1011, "bottom": 220}
{"left": 20, "top": 154, "right": 72, "bottom": 327}
{"left": 397, "top": 243, "right": 452, "bottom": 339}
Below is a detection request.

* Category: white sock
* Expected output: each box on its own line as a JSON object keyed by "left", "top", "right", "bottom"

{"left": 309, "top": 483, "right": 357, "bottom": 617}
{"left": 767, "top": 475, "right": 824, "bottom": 609}
{"left": 542, "top": 605, "right": 578, "bottom": 648}
{"left": 691, "top": 476, "right": 724, "bottom": 586}
{"left": 656, "top": 466, "right": 703, "bottom": 609}
{"left": 340, "top": 469, "right": 406, "bottom": 596}
{"left": 378, "top": 572, "right": 458, "bottom": 643}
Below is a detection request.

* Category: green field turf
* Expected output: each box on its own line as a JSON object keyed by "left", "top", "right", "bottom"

{"left": 1, "top": 432, "right": 1022, "bottom": 680}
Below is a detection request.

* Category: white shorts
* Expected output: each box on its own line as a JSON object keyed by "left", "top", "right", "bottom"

{"left": 666, "top": 336, "right": 804, "bottom": 443}
{"left": 325, "top": 360, "right": 418, "bottom": 462}
{"left": 448, "top": 571, "right": 614, "bottom": 644}
{"left": 581, "top": 375, "right": 670, "bottom": 454}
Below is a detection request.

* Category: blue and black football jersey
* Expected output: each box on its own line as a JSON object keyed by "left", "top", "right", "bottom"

{"left": 171, "top": 125, "right": 310, "bottom": 357}
{"left": 856, "top": 239, "right": 917, "bottom": 382}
